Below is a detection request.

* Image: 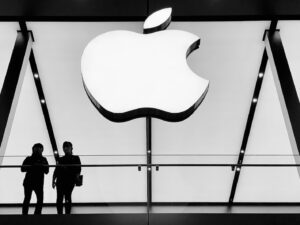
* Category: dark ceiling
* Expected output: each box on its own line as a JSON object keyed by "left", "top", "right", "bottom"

{"left": 1, "top": 0, "right": 300, "bottom": 21}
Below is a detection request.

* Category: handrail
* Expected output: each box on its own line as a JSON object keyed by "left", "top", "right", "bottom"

{"left": 2, "top": 163, "right": 300, "bottom": 168}
{"left": 0, "top": 154, "right": 300, "bottom": 157}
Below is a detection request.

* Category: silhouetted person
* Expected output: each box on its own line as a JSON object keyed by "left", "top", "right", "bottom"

{"left": 21, "top": 143, "right": 49, "bottom": 215}
{"left": 52, "top": 141, "right": 81, "bottom": 214}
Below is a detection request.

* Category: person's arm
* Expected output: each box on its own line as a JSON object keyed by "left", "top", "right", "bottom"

{"left": 21, "top": 157, "right": 31, "bottom": 172}
{"left": 75, "top": 156, "right": 81, "bottom": 175}
{"left": 52, "top": 161, "right": 58, "bottom": 189}
{"left": 43, "top": 157, "right": 49, "bottom": 175}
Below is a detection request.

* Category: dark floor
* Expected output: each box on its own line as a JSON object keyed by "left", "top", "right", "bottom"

{"left": 1, "top": 205, "right": 300, "bottom": 215}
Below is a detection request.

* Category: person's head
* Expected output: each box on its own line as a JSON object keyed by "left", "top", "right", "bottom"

{"left": 32, "top": 143, "right": 43, "bottom": 156}
{"left": 63, "top": 141, "right": 73, "bottom": 156}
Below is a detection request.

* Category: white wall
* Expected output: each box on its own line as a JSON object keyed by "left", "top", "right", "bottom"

{"left": 0, "top": 21, "right": 300, "bottom": 203}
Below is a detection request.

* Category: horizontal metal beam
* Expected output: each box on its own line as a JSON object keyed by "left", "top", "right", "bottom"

{"left": 1, "top": 163, "right": 300, "bottom": 168}
{"left": 1, "top": 0, "right": 300, "bottom": 21}
{"left": 3, "top": 213, "right": 300, "bottom": 225}
{"left": 150, "top": 213, "right": 300, "bottom": 225}
{"left": 150, "top": 0, "right": 300, "bottom": 21}
{"left": 0, "top": 0, "right": 147, "bottom": 21}
{"left": 1, "top": 202, "right": 300, "bottom": 207}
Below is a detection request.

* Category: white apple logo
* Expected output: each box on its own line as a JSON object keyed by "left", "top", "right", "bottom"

{"left": 81, "top": 8, "right": 209, "bottom": 122}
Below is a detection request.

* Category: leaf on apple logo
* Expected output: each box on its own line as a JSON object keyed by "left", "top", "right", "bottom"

{"left": 143, "top": 8, "right": 172, "bottom": 34}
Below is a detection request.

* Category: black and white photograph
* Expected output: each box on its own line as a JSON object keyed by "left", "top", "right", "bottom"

{"left": 0, "top": 0, "right": 300, "bottom": 224}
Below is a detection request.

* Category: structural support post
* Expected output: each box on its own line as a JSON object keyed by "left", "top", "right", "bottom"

{"left": 228, "top": 21, "right": 277, "bottom": 203}
{"left": 29, "top": 51, "right": 59, "bottom": 161}
{"left": 228, "top": 50, "right": 267, "bottom": 203}
{"left": 19, "top": 22, "right": 60, "bottom": 162}
{"left": 146, "top": 116, "right": 152, "bottom": 221}
{"left": 0, "top": 31, "right": 32, "bottom": 165}
{"left": 265, "top": 30, "right": 300, "bottom": 176}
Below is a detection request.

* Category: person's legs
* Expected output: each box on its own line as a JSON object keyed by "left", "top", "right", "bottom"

{"left": 33, "top": 185, "right": 43, "bottom": 215}
{"left": 65, "top": 184, "right": 75, "bottom": 214}
{"left": 56, "top": 185, "right": 64, "bottom": 214}
{"left": 22, "top": 185, "right": 33, "bottom": 215}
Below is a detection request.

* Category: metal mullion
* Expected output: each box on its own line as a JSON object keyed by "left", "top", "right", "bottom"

{"left": 19, "top": 22, "right": 59, "bottom": 162}
{"left": 228, "top": 20, "right": 277, "bottom": 203}
{"left": 146, "top": 116, "right": 152, "bottom": 225}
{"left": 0, "top": 31, "right": 32, "bottom": 166}
{"left": 265, "top": 28, "right": 300, "bottom": 177}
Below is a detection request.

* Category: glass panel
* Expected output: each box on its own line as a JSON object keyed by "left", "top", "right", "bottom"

{"left": 278, "top": 21, "right": 300, "bottom": 98}
{"left": 152, "top": 154, "right": 300, "bottom": 202}
{"left": 246, "top": 64, "right": 294, "bottom": 157}
{"left": 0, "top": 153, "right": 300, "bottom": 211}
{"left": 0, "top": 155, "right": 146, "bottom": 204}
{"left": 27, "top": 22, "right": 145, "bottom": 157}
{"left": 153, "top": 166, "right": 234, "bottom": 202}
{"left": 75, "top": 155, "right": 146, "bottom": 203}
{"left": 2, "top": 21, "right": 300, "bottom": 208}
{"left": 5, "top": 65, "right": 53, "bottom": 160}
{"left": 0, "top": 22, "right": 19, "bottom": 90}
{"left": 235, "top": 155, "right": 300, "bottom": 202}
{"left": 152, "top": 21, "right": 269, "bottom": 157}
{"left": 152, "top": 154, "right": 235, "bottom": 202}
{"left": 0, "top": 156, "right": 56, "bottom": 204}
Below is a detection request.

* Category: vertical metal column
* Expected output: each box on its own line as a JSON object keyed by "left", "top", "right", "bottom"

{"left": 265, "top": 30, "right": 300, "bottom": 176}
{"left": 146, "top": 116, "right": 152, "bottom": 224}
{"left": 145, "top": 7, "right": 152, "bottom": 223}
{"left": 0, "top": 31, "right": 32, "bottom": 165}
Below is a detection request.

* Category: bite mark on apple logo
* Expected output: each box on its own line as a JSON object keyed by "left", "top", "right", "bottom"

{"left": 81, "top": 8, "right": 209, "bottom": 122}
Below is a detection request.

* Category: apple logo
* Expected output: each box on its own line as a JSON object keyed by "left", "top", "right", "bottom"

{"left": 81, "top": 8, "right": 209, "bottom": 122}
